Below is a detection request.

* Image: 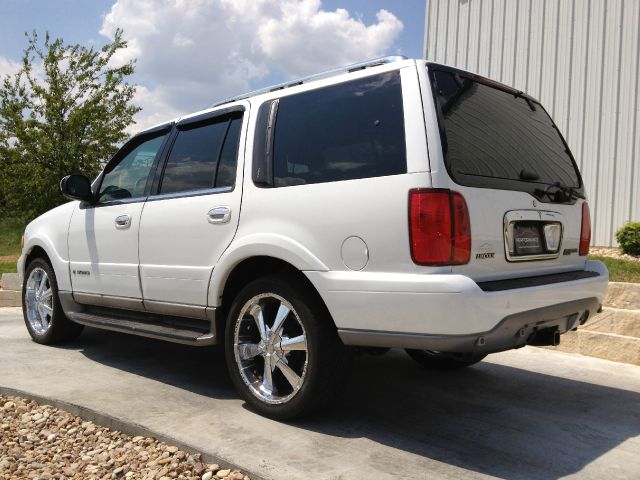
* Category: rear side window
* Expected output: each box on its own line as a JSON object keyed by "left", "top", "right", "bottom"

{"left": 262, "top": 71, "right": 406, "bottom": 187}
{"left": 430, "top": 68, "right": 582, "bottom": 194}
{"left": 160, "top": 113, "right": 242, "bottom": 195}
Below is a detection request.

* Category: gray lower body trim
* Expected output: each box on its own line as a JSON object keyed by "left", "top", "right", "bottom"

{"left": 339, "top": 297, "right": 601, "bottom": 353}
{"left": 70, "top": 292, "right": 210, "bottom": 321}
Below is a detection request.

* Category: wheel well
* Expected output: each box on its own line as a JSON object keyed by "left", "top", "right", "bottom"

{"left": 25, "top": 246, "right": 51, "bottom": 268}
{"left": 217, "top": 256, "right": 334, "bottom": 337}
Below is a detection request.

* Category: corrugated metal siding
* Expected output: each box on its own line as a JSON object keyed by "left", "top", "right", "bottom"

{"left": 425, "top": 0, "right": 640, "bottom": 246}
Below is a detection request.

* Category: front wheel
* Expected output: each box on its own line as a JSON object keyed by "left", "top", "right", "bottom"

{"left": 22, "top": 258, "right": 83, "bottom": 344}
{"left": 225, "top": 275, "right": 351, "bottom": 420}
{"left": 405, "top": 349, "right": 487, "bottom": 370}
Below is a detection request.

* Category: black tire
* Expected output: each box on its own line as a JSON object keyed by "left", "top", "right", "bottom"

{"left": 224, "top": 275, "right": 351, "bottom": 420}
{"left": 405, "top": 349, "right": 487, "bottom": 370}
{"left": 22, "top": 257, "right": 83, "bottom": 344}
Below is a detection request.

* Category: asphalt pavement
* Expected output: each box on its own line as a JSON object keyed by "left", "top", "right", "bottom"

{"left": 1, "top": 307, "right": 639, "bottom": 479}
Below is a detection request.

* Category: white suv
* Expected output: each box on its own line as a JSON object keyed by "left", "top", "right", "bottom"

{"left": 19, "top": 57, "right": 608, "bottom": 419}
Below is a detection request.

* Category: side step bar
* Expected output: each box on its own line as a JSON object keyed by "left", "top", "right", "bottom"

{"left": 66, "top": 311, "right": 216, "bottom": 346}
{"left": 60, "top": 294, "right": 217, "bottom": 346}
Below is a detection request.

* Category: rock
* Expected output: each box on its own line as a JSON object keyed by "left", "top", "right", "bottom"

{"left": 62, "top": 467, "right": 75, "bottom": 476}
{"left": 0, "top": 394, "right": 250, "bottom": 480}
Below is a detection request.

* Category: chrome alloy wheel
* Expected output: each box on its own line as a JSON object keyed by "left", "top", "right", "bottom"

{"left": 233, "top": 293, "right": 308, "bottom": 405}
{"left": 24, "top": 267, "right": 54, "bottom": 335}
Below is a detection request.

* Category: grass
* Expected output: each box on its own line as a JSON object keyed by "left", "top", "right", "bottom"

{"left": 0, "top": 262, "right": 18, "bottom": 275}
{"left": 0, "top": 218, "right": 25, "bottom": 275}
{"left": 589, "top": 255, "right": 640, "bottom": 283}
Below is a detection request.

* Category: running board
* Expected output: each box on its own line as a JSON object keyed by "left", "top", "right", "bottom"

{"left": 65, "top": 308, "right": 217, "bottom": 346}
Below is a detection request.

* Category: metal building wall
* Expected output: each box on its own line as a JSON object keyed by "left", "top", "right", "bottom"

{"left": 424, "top": 0, "right": 640, "bottom": 246}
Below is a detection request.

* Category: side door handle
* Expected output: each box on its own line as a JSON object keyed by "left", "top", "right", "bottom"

{"left": 115, "top": 214, "right": 131, "bottom": 229}
{"left": 207, "top": 206, "right": 231, "bottom": 224}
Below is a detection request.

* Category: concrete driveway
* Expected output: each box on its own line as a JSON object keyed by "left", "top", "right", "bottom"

{"left": 1, "top": 307, "right": 639, "bottom": 480}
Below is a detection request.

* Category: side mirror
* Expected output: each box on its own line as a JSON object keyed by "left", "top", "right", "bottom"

{"left": 60, "top": 174, "right": 93, "bottom": 202}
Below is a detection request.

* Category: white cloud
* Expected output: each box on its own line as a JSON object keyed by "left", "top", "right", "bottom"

{"left": 100, "top": 0, "right": 403, "bottom": 131}
{"left": 0, "top": 56, "right": 21, "bottom": 79}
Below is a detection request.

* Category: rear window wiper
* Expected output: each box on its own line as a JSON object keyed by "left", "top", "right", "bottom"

{"left": 534, "top": 182, "right": 585, "bottom": 202}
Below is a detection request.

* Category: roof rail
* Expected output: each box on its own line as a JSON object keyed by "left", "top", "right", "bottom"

{"left": 209, "top": 55, "right": 407, "bottom": 108}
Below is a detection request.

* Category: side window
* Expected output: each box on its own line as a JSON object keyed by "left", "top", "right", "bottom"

{"left": 99, "top": 134, "right": 166, "bottom": 202}
{"left": 159, "top": 113, "right": 242, "bottom": 195}
{"left": 270, "top": 71, "right": 406, "bottom": 187}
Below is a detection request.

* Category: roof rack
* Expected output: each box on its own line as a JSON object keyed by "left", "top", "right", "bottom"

{"left": 209, "top": 55, "right": 407, "bottom": 108}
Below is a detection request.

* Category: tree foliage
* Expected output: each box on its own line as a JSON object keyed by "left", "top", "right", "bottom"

{"left": 0, "top": 29, "right": 140, "bottom": 220}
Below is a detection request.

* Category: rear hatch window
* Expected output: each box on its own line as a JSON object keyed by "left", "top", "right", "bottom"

{"left": 429, "top": 66, "right": 583, "bottom": 199}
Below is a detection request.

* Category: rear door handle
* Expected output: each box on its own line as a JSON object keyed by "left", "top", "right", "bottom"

{"left": 115, "top": 214, "right": 131, "bottom": 229}
{"left": 208, "top": 206, "right": 231, "bottom": 224}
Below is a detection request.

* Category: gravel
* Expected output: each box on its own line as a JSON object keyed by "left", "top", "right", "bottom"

{"left": 0, "top": 395, "right": 250, "bottom": 480}
{"left": 590, "top": 247, "right": 640, "bottom": 263}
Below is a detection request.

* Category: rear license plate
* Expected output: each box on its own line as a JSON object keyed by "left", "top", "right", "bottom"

{"left": 513, "top": 224, "right": 543, "bottom": 255}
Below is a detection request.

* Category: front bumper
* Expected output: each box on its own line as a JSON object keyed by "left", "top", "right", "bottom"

{"left": 305, "top": 260, "right": 608, "bottom": 353}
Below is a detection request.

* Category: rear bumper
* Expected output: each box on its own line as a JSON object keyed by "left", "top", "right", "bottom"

{"left": 305, "top": 260, "right": 608, "bottom": 352}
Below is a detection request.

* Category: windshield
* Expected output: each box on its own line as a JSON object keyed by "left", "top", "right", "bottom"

{"left": 429, "top": 67, "right": 582, "bottom": 196}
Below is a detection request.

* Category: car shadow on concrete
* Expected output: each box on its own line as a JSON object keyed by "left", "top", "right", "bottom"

{"left": 62, "top": 326, "right": 236, "bottom": 399}
{"left": 70, "top": 327, "right": 640, "bottom": 480}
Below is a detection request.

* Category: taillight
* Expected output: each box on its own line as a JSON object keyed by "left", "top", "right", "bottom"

{"left": 409, "top": 189, "right": 471, "bottom": 265}
{"left": 579, "top": 202, "right": 591, "bottom": 256}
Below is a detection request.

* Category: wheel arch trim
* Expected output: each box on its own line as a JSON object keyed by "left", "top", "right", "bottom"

{"left": 208, "top": 233, "right": 329, "bottom": 306}
{"left": 20, "top": 237, "right": 71, "bottom": 292}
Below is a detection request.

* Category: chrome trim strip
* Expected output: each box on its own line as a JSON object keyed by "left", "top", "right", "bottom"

{"left": 73, "top": 292, "right": 145, "bottom": 312}
{"left": 146, "top": 186, "right": 233, "bottom": 202}
{"left": 143, "top": 300, "right": 208, "bottom": 320}
{"left": 503, "top": 210, "right": 563, "bottom": 262}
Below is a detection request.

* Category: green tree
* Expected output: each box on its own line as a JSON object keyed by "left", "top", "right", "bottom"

{"left": 0, "top": 29, "right": 140, "bottom": 220}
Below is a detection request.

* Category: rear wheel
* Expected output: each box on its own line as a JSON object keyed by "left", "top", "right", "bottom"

{"left": 405, "top": 349, "right": 487, "bottom": 370}
{"left": 22, "top": 258, "right": 83, "bottom": 344}
{"left": 225, "top": 275, "right": 351, "bottom": 420}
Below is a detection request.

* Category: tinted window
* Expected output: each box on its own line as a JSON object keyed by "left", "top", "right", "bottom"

{"left": 99, "top": 134, "right": 166, "bottom": 201}
{"left": 160, "top": 115, "right": 241, "bottom": 194}
{"left": 432, "top": 70, "right": 581, "bottom": 191}
{"left": 271, "top": 71, "right": 406, "bottom": 186}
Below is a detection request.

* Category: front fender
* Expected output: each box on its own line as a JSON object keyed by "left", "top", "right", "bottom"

{"left": 208, "top": 233, "right": 329, "bottom": 306}
{"left": 19, "top": 202, "right": 76, "bottom": 291}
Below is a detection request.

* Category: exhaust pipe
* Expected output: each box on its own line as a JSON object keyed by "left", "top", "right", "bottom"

{"left": 528, "top": 327, "right": 561, "bottom": 346}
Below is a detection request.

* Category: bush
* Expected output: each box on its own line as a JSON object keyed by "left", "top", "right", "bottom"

{"left": 616, "top": 222, "right": 640, "bottom": 256}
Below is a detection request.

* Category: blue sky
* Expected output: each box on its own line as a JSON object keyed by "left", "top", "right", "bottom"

{"left": 0, "top": 0, "right": 426, "bottom": 130}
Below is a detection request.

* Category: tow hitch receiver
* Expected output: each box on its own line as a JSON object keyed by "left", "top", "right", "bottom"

{"left": 529, "top": 327, "right": 561, "bottom": 347}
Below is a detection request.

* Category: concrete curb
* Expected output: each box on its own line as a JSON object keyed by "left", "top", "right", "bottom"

{"left": 605, "top": 282, "right": 640, "bottom": 310}
{"left": 548, "top": 330, "right": 640, "bottom": 366}
{"left": 0, "top": 385, "right": 266, "bottom": 480}
{"left": 0, "top": 273, "right": 21, "bottom": 291}
{"left": 585, "top": 307, "right": 640, "bottom": 337}
{"left": 0, "top": 289, "right": 21, "bottom": 308}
